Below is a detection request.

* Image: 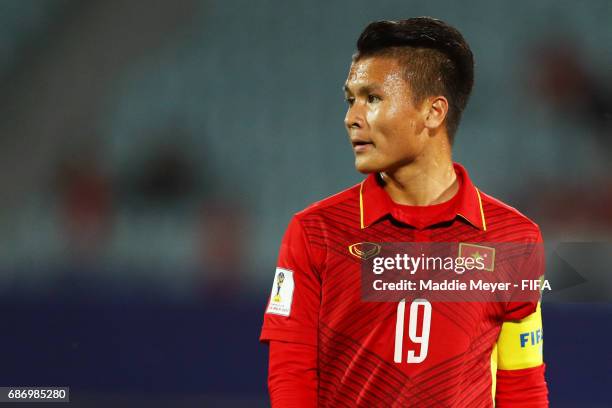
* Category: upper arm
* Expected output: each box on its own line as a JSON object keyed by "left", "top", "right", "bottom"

{"left": 260, "top": 215, "right": 323, "bottom": 347}
{"left": 497, "top": 302, "right": 544, "bottom": 370}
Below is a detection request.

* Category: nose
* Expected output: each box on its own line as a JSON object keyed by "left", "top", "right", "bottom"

{"left": 344, "top": 103, "right": 365, "bottom": 131}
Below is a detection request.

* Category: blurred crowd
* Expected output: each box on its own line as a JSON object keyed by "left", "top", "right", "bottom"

{"left": 0, "top": 1, "right": 610, "bottom": 301}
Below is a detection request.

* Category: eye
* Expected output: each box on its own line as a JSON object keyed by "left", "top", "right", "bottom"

{"left": 367, "top": 94, "right": 381, "bottom": 103}
{"left": 345, "top": 97, "right": 355, "bottom": 106}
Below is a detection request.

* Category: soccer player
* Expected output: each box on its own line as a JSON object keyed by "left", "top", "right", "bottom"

{"left": 260, "top": 17, "right": 548, "bottom": 407}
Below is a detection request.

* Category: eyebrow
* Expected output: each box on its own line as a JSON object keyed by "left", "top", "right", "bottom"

{"left": 343, "top": 83, "right": 383, "bottom": 95}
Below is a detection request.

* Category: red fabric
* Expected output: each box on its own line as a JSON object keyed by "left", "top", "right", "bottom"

{"left": 260, "top": 216, "right": 322, "bottom": 347}
{"left": 496, "top": 364, "right": 549, "bottom": 407}
{"left": 260, "top": 162, "right": 547, "bottom": 407}
{"left": 268, "top": 340, "right": 317, "bottom": 408}
{"left": 267, "top": 340, "right": 549, "bottom": 408}
{"left": 361, "top": 163, "right": 483, "bottom": 230}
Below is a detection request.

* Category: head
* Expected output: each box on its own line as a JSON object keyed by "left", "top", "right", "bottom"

{"left": 344, "top": 18, "right": 474, "bottom": 173}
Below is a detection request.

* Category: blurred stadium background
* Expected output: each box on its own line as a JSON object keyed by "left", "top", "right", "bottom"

{"left": 0, "top": 0, "right": 610, "bottom": 406}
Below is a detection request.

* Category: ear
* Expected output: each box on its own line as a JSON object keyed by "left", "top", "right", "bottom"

{"left": 423, "top": 96, "right": 448, "bottom": 130}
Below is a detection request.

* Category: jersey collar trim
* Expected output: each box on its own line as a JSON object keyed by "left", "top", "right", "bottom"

{"left": 358, "top": 162, "right": 486, "bottom": 231}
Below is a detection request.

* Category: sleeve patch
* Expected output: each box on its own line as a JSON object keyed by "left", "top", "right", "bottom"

{"left": 265, "top": 268, "right": 295, "bottom": 317}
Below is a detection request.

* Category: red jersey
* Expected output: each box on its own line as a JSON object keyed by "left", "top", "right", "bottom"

{"left": 260, "top": 163, "right": 546, "bottom": 407}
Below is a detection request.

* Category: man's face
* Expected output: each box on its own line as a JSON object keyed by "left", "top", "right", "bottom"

{"left": 344, "top": 56, "right": 428, "bottom": 174}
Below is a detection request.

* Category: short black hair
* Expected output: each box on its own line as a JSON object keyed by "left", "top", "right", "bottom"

{"left": 354, "top": 17, "right": 474, "bottom": 142}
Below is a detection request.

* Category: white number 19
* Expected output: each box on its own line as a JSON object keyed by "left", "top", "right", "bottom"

{"left": 394, "top": 298, "right": 431, "bottom": 363}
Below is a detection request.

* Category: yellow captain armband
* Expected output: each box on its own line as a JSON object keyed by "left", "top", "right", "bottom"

{"left": 496, "top": 302, "right": 544, "bottom": 370}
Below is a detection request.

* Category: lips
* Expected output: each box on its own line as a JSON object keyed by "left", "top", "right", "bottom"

{"left": 351, "top": 139, "right": 374, "bottom": 152}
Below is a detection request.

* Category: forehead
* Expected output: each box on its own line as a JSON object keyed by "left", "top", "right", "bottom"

{"left": 345, "top": 56, "right": 406, "bottom": 89}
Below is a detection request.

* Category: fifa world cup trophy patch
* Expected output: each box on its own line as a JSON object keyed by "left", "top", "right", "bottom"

{"left": 266, "top": 268, "right": 295, "bottom": 317}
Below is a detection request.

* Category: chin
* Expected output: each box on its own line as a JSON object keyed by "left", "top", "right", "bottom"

{"left": 354, "top": 157, "right": 384, "bottom": 174}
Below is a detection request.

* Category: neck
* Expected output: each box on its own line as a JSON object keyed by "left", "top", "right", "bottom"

{"left": 380, "top": 141, "right": 457, "bottom": 206}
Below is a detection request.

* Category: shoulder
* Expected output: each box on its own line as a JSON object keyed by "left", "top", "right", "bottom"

{"left": 478, "top": 189, "right": 542, "bottom": 242}
{"left": 281, "top": 182, "right": 362, "bottom": 268}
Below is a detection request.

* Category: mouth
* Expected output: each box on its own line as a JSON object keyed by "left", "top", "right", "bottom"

{"left": 351, "top": 140, "right": 374, "bottom": 153}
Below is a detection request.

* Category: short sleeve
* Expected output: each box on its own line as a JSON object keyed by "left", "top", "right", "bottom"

{"left": 503, "top": 228, "right": 545, "bottom": 321}
{"left": 260, "top": 215, "right": 321, "bottom": 346}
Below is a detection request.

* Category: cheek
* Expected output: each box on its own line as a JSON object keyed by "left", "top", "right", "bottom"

{"left": 371, "top": 107, "right": 418, "bottom": 146}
